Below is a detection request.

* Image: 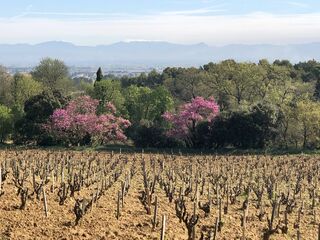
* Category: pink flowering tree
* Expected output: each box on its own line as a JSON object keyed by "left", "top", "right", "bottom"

{"left": 44, "top": 95, "right": 131, "bottom": 146}
{"left": 163, "top": 96, "right": 219, "bottom": 147}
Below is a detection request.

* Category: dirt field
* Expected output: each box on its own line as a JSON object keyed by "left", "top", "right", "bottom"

{"left": 0, "top": 150, "right": 319, "bottom": 239}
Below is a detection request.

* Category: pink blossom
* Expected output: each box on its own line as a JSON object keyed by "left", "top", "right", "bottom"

{"left": 163, "top": 96, "right": 219, "bottom": 141}
{"left": 105, "top": 102, "right": 117, "bottom": 114}
{"left": 45, "top": 95, "right": 131, "bottom": 145}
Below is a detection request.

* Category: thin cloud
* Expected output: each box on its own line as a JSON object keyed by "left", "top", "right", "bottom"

{"left": 25, "top": 12, "right": 108, "bottom": 16}
{"left": 14, "top": 11, "right": 133, "bottom": 18}
{"left": 1, "top": 11, "right": 320, "bottom": 46}
{"left": 286, "top": 1, "right": 310, "bottom": 8}
{"left": 12, "top": 8, "right": 226, "bottom": 19}
{"left": 160, "top": 7, "right": 226, "bottom": 16}
{"left": 11, "top": 4, "right": 34, "bottom": 19}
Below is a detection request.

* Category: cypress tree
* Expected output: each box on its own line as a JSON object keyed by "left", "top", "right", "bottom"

{"left": 96, "top": 67, "right": 103, "bottom": 83}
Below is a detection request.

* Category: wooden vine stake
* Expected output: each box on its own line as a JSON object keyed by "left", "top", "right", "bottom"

{"left": 241, "top": 202, "right": 249, "bottom": 240}
{"left": 42, "top": 186, "right": 48, "bottom": 217}
{"left": 121, "top": 181, "right": 125, "bottom": 208}
{"left": 218, "top": 198, "right": 223, "bottom": 232}
{"left": 213, "top": 217, "right": 219, "bottom": 240}
{"left": 152, "top": 196, "right": 158, "bottom": 230}
{"left": 51, "top": 171, "right": 55, "bottom": 193}
{"left": 117, "top": 190, "right": 121, "bottom": 220}
{"left": 297, "top": 229, "right": 301, "bottom": 240}
{"left": 192, "top": 201, "right": 197, "bottom": 240}
{"left": 160, "top": 215, "right": 166, "bottom": 240}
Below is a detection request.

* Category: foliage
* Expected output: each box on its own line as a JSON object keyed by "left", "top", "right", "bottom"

{"left": 32, "top": 58, "right": 70, "bottom": 91}
{"left": 0, "top": 65, "right": 13, "bottom": 106}
{"left": 2, "top": 57, "right": 320, "bottom": 150}
{"left": 163, "top": 67, "right": 209, "bottom": 103}
{"left": 93, "top": 79, "right": 125, "bottom": 114}
{"left": 45, "top": 95, "right": 131, "bottom": 146}
{"left": 193, "top": 117, "right": 230, "bottom": 149}
{"left": 121, "top": 70, "right": 163, "bottom": 88}
{"left": 188, "top": 104, "right": 279, "bottom": 149}
{"left": 124, "top": 85, "right": 174, "bottom": 125}
{"left": 315, "top": 79, "right": 320, "bottom": 101}
{"left": 207, "top": 116, "right": 230, "bottom": 149}
{"left": 127, "top": 125, "right": 184, "bottom": 148}
{"left": 79, "top": 80, "right": 94, "bottom": 96}
{"left": 11, "top": 73, "right": 43, "bottom": 109}
{"left": 294, "top": 99, "right": 320, "bottom": 148}
{"left": 227, "top": 104, "right": 279, "bottom": 149}
{"left": 0, "top": 105, "right": 13, "bottom": 143}
{"left": 294, "top": 60, "right": 320, "bottom": 82}
{"left": 14, "top": 90, "right": 68, "bottom": 145}
{"left": 163, "top": 96, "right": 219, "bottom": 147}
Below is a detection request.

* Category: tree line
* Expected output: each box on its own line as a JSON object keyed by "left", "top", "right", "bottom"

{"left": 0, "top": 57, "right": 319, "bottom": 150}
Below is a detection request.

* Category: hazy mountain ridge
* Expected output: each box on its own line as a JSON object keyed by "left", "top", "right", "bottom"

{"left": 0, "top": 41, "right": 319, "bottom": 67}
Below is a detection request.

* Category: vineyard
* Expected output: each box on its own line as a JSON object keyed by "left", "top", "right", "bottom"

{"left": 0, "top": 150, "right": 320, "bottom": 239}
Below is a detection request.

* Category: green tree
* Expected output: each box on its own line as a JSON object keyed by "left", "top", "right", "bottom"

{"left": 124, "top": 85, "right": 173, "bottom": 125}
{"left": 0, "top": 105, "right": 13, "bottom": 143}
{"left": 205, "top": 60, "right": 260, "bottom": 108}
{"left": 294, "top": 99, "right": 320, "bottom": 148}
{"left": 0, "top": 66, "right": 13, "bottom": 106}
{"left": 93, "top": 79, "right": 125, "bottom": 114}
{"left": 255, "top": 61, "right": 290, "bottom": 102}
{"left": 120, "top": 73, "right": 148, "bottom": 88}
{"left": 32, "top": 58, "right": 70, "bottom": 91}
{"left": 146, "top": 69, "right": 163, "bottom": 88}
{"left": 164, "top": 67, "right": 209, "bottom": 103}
{"left": 14, "top": 91, "right": 68, "bottom": 145}
{"left": 272, "top": 80, "right": 313, "bottom": 148}
{"left": 214, "top": 104, "right": 279, "bottom": 149}
{"left": 149, "top": 86, "right": 174, "bottom": 122}
{"left": 124, "top": 86, "right": 152, "bottom": 124}
{"left": 294, "top": 60, "right": 320, "bottom": 82}
{"left": 56, "top": 77, "right": 75, "bottom": 96}
{"left": 79, "top": 80, "right": 94, "bottom": 95}
{"left": 11, "top": 73, "right": 43, "bottom": 109}
{"left": 315, "top": 79, "right": 320, "bottom": 101}
{"left": 273, "top": 59, "right": 293, "bottom": 68}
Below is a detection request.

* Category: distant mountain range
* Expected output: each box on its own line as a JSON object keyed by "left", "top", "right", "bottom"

{"left": 0, "top": 41, "right": 320, "bottom": 67}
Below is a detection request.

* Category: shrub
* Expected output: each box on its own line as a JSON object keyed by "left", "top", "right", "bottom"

{"left": 127, "top": 125, "right": 184, "bottom": 149}
{"left": 13, "top": 90, "right": 68, "bottom": 145}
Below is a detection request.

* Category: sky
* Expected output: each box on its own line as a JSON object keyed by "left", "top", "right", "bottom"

{"left": 1, "top": 0, "right": 320, "bottom": 46}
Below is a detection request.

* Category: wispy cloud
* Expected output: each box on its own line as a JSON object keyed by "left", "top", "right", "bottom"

{"left": 12, "top": 11, "right": 133, "bottom": 19}
{"left": 287, "top": 1, "right": 310, "bottom": 8}
{"left": 24, "top": 12, "right": 110, "bottom": 16}
{"left": 11, "top": 4, "right": 34, "bottom": 19}
{"left": 160, "top": 7, "right": 226, "bottom": 16}
{"left": 1, "top": 11, "right": 320, "bottom": 46}
{"left": 12, "top": 6, "right": 226, "bottom": 20}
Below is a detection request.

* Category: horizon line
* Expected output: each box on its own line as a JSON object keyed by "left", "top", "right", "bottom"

{"left": 1, "top": 40, "right": 320, "bottom": 48}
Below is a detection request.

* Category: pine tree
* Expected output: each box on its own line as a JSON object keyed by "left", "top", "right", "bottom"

{"left": 96, "top": 67, "right": 103, "bottom": 83}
